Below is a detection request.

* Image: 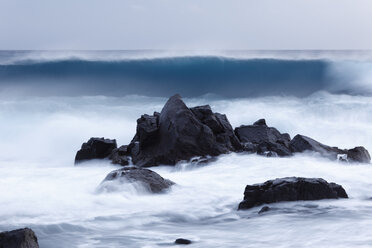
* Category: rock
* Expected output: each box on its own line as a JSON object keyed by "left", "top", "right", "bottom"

{"left": 290, "top": 135, "right": 371, "bottom": 163}
{"left": 241, "top": 142, "right": 258, "bottom": 153}
{"left": 346, "top": 146, "right": 371, "bottom": 163}
{"left": 238, "top": 177, "right": 348, "bottom": 210}
{"left": 109, "top": 145, "right": 130, "bottom": 166}
{"left": 234, "top": 119, "right": 292, "bottom": 157}
{"left": 175, "top": 238, "right": 192, "bottom": 245}
{"left": 75, "top": 137, "right": 117, "bottom": 164}
{"left": 0, "top": 228, "right": 39, "bottom": 248}
{"left": 253, "top": 119, "right": 267, "bottom": 126}
{"left": 128, "top": 94, "right": 242, "bottom": 167}
{"left": 100, "top": 167, "right": 174, "bottom": 193}
{"left": 258, "top": 206, "right": 271, "bottom": 214}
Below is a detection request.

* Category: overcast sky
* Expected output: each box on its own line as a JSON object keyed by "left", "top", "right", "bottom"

{"left": 0, "top": 0, "right": 371, "bottom": 50}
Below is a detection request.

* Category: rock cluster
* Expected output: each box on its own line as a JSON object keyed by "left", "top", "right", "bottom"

{"left": 74, "top": 94, "right": 370, "bottom": 167}
{"left": 127, "top": 95, "right": 242, "bottom": 167}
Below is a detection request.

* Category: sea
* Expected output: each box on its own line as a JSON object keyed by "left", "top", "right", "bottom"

{"left": 1, "top": 50, "right": 372, "bottom": 247}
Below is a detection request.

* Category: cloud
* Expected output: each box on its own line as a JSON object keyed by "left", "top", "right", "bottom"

{"left": 0, "top": 0, "right": 371, "bottom": 49}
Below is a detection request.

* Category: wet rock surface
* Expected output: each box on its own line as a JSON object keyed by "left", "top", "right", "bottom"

{"left": 290, "top": 135, "right": 371, "bottom": 163}
{"left": 128, "top": 94, "right": 241, "bottom": 167}
{"left": 75, "top": 137, "right": 117, "bottom": 164}
{"left": 101, "top": 167, "right": 175, "bottom": 193}
{"left": 235, "top": 119, "right": 292, "bottom": 156}
{"left": 238, "top": 177, "right": 348, "bottom": 210}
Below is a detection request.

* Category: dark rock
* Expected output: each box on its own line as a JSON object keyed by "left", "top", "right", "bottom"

{"left": 175, "top": 238, "right": 192, "bottom": 245}
{"left": 136, "top": 114, "right": 159, "bottom": 149}
{"left": 100, "top": 167, "right": 174, "bottom": 193}
{"left": 75, "top": 137, "right": 117, "bottom": 164}
{"left": 241, "top": 142, "right": 258, "bottom": 153}
{"left": 238, "top": 177, "right": 348, "bottom": 210}
{"left": 253, "top": 119, "right": 267, "bottom": 126}
{"left": 0, "top": 228, "right": 39, "bottom": 248}
{"left": 346, "top": 146, "right": 371, "bottom": 163}
{"left": 109, "top": 145, "right": 130, "bottom": 166}
{"left": 235, "top": 119, "right": 292, "bottom": 157}
{"left": 290, "top": 135, "right": 371, "bottom": 163}
{"left": 128, "top": 94, "right": 242, "bottom": 167}
{"left": 258, "top": 206, "right": 271, "bottom": 214}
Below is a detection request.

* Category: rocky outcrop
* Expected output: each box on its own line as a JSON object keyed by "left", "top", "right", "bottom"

{"left": 100, "top": 167, "right": 174, "bottom": 193}
{"left": 0, "top": 228, "right": 39, "bottom": 248}
{"left": 74, "top": 96, "right": 370, "bottom": 166}
{"left": 234, "top": 119, "right": 292, "bottom": 156}
{"left": 290, "top": 135, "right": 371, "bottom": 163}
{"left": 75, "top": 137, "right": 117, "bottom": 164}
{"left": 128, "top": 94, "right": 242, "bottom": 167}
{"left": 238, "top": 177, "right": 348, "bottom": 210}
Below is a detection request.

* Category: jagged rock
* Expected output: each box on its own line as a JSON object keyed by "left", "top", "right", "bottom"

{"left": 290, "top": 135, "right": 371, "bottom": 163}
{"left": 100, "top": 167, "right": 174, "bottom": 193}
{"left": 75, "top": 137, "right": 117, "bottom": 164}
{"left": 238, "top": 177, "right": 348, "bottom": 210}
{"left": 128, "top": 94, "right": 242, "bottom": 167}
{"left": 109, "top": 145, "right": 130, "bottom": 166}
{"left": 235, "top": 119, "right": 292, "bottom": 156}
{"left": 175, "top": 238, "right": 192, "bottom": 245}
{"left": 253, "top": 119, "right": 267, "bottom": 126}
{"left": 0, "top": 228, "right": 39, "bottom": 248}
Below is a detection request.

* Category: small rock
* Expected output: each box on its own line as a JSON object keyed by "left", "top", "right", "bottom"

{"left": 290, "top": 135, "right": 371, "bottom": 163}
{"left": 253, "top": 119, "right": 267, "bottom": 126}
{"left": 238, "top": 177, "right": 348, "bottom": 210}
{"left": 109, "top": 145, "right": 130, "bottom": 166}
{"left": 235, "top": 119, "right": 292, "bottom": 157}
{"left": 0, "top": 228, "right": 39, "bottom": 248}
{"left": 100, "top": 167, "right": 174, "bottom": 193}
{"left": 75, "top": 137, "right": 117, "bottom": 164}
{"left": 175, "top": 238, "right": 192, "bottom": 245}
{"left": 258, "top": 206, "right": 271, "bottom": 214}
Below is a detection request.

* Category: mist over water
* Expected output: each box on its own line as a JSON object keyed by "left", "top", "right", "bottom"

{"left": 1, "top": 91, "right": 372, "bottom": 247}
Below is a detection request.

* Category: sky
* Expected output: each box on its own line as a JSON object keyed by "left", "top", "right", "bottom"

{"left": 0, "top": 0, "right": 372, "bottom": 50}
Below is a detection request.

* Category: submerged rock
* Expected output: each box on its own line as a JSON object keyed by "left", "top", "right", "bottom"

{"left": 290, "top": 135, "right": 371, "bottom": 163}
{"left": 0, "top": 228, "right": 39, "bottom": 248}
{"left": 100, "top": 167, "right": 174, "bottom": 193}
{"left": 128, "top": 94, "right": 242, "bottom": 167}
{"left": 175, "top": 238, "right": 192, "bottom": 245}
{"left": 235, "top": 119, "right": 292, "bottom": 157}
{"left": 258, "top": 206, "right": 271, "bottom": 214}
{"left": 238, "top": 177, "right": 348, "bottom": 210}
{"left": 75, "top": 137, "right": 117, "bottom": 164}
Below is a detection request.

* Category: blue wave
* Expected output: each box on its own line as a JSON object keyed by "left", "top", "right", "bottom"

{"left": 0, "top": 56, "right": 367, "bottom": 97}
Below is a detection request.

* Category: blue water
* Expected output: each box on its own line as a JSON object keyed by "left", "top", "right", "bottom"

{"left": 0, "top": 50, "right": 371, "bottom": 97}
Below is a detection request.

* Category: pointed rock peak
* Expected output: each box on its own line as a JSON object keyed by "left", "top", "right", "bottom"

{"left": 253, "top": 119, "right": 267, "bottom": 126}
{"left": 160, "top": 94, "right": 189, "bottom": 114}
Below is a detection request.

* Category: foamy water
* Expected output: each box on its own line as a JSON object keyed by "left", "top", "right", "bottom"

{"left": 1, "top": 93, "right": 372, "bottom": 247}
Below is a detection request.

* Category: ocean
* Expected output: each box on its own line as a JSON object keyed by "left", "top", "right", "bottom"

{"left": 1, "top": 50, "right": 372, "bottom": 247}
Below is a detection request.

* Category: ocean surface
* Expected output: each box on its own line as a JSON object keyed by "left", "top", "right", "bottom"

{"left": 1, "top": 50, "right": 372, "bottom": 247}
